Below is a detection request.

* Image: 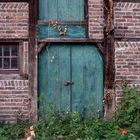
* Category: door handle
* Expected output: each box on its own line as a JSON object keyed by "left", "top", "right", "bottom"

{"left": 64, "top": 81, "right": 74, "bottom": 86}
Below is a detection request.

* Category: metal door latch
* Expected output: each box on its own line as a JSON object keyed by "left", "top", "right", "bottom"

{"left": 64, "top": 81, "right": 74, "bottom": 86}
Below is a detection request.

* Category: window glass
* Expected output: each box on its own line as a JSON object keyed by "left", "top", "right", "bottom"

{"left": 12, "top": 47, "right": 17, "bottom": 56}
{"left": 4, "top": 58, "right": 10, "bottom": 69}
{"left": 0, "top": 47, "right": 2, "bottom": 56}
{"left": 0, "top": 58, "right": 2, "bottom": 68}
{"left": 11, "top": 58, "right": 18, "bottom": 69}
{"left": 0, "top": 43, "right": 19, "bottom": 71}
{"left": 4, "top": 47, "right": 10, "bottom": 56}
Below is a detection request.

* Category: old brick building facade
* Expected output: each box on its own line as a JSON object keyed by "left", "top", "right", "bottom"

{"left": 0, "top": 0, "right": 139, "bottom": 122}
{"left": 114, "top": 1, "right": 140, "bottom": 104}
{"left": 0, "top": 2, "right": 30, "bottom": 123}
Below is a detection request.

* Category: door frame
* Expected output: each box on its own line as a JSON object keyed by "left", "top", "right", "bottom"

{"left": 28, "top": 0, "right": 115, "bottom": 121}
{"left": 31, "top": 40, "right": 113, "bottom": 121}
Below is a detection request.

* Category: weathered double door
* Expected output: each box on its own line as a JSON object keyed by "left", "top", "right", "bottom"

{"left": 38, "top": 43, "right": 103, "bottom": 117}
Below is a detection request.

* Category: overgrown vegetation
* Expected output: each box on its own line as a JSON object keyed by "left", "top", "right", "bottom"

{"left": 0, "top": 85, "right": 140, "bottom": 140}
{"left": 116, "top": 85, "right": 140, "bottom": 139}
{"left": 0, "top": 119, "right": 29, "bottom": 140}
{"left": 33, "top": 85, "right": 140, "bottom": 140}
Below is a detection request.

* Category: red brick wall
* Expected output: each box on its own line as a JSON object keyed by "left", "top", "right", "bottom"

{"left": 0, "top": 2, "right": 29, "bottom": 123}
{"left": 115, "top": 41, "right": 140, "bottom": 103}
{"left": 114, "top": 2, "right": 140, "bottom": 39}
{"left": 88, "top": 0, "right": 104, "bottom": 40}
{"left": 114, "top": 2, "right": 140, "bottom": 104}
{"left": 0, "top": 80, "right": 29, "bottom": 123}
{"left": 0, "top": 41, "right": 29, "bottom": 123}
{"left": 0, "top": 2, "right": 29, "bottom": 39}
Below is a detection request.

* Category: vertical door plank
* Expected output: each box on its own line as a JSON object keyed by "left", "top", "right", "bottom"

{"left": 69, "top": 0, "right": 83, "bottom": 21}
{"left": 59, "top": 44, "right": 71, "bottom": 111}
{"left": 94, "top": 47, "right": 104, "bottom": 116}
{"left": 38, "top": 47, "right": 48, "bottom": 99}
{"left": 58, "top": 0, "right": 69, "bottom": 20}
{"left": 39, "top": 0, "right": 84, "bottom": 20}
{"left": 84, "top": 45, "right": 103, "bottom": 117}
{"left": 47, "top": 44, "right": 61, "bottom": 109}
{"left": 83, "top": 45, "right": 97, "bottom": 117}
{"left": 38, "top": 47, "right": 49, "bottom": 117}
{"left": 71, "top": 44, "right": 84, "bottom": 113}
{"left": 39, "top": 0, "right": 48, "bottom": 20}
{"left": 79, "top": 0, "right": 84, "bottom": 21}
{"left": 48, "top": 0, "right": 58, "bottom": 20}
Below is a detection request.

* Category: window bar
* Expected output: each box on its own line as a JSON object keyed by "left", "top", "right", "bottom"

{"left": 2, "top": 46, "right": 4, "bottom": 69}
{"left": 10, "top": 46, "right": 12, "bottom": 69}
{"left": 17, "top": 46, "right": 19, "bottom": 69}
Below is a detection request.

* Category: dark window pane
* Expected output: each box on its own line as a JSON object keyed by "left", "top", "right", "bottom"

{"left": 11, "top": 58, "right": 18, "bottom": 69}
{"left": 4, "top": 47, "right": 10, "bottom": 56}
{"left": 4, "top": 58, "right": 10, "bottom": 69}
{"left": 0, "top": 47, "right": 2, "bottom": 56}
{"left": 12, "top": 47, "right": 17, "bottom": 56}
{"left": 0, "top": 58, "right": 2, "bottom": 68}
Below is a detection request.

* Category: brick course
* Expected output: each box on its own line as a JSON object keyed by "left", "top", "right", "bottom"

{"left": 114, "top": 2, "right": 140, "bottom": 38}
{"left": 88, "top": 0, "right": 104, "bottom": 40}
{"left": 0, "top": 80, "right": 29, "bottom": 123}
{"left": 0, "top": 2, "right": 29, "bottom": 39}
{"left": 115, "top": 42, "right": 140, "bottom": 103}
{"left": 114, "top": 1, "right": 140, "bottom": 106}
{"left": 0, "top": 2, "right": 29, "bottom": 122}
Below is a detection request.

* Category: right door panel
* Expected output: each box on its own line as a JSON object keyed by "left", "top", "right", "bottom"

{"left": 71, "top": 44, "right": 104, "bottom": 117}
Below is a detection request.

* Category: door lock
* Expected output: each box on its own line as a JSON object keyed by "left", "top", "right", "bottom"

{"left": 64, "top": 81, "right": 74, "bottom": 86}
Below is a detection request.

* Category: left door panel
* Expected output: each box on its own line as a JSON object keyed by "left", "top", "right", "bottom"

{"left": 38, "top": 44, "right": 71, "bottom": 112}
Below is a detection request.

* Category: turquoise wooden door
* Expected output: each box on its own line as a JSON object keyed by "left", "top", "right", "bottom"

{"left": 37, "top": 0, "right": 86, "bottom": 38}
{"left": 38, "top": 43, "right": 104, "bottom": 117}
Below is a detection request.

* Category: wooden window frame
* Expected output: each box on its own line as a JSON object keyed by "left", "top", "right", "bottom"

{"left": 0, "top": 43, "right": 19, "bottom": 74}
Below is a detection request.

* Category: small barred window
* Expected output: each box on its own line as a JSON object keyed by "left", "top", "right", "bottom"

{"left": 0, "top": 43, "right": 19, "bottom": 73}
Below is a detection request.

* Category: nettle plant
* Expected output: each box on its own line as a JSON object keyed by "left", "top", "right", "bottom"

{"left": 116, "top": 84, "right": 140, "bottom": 127}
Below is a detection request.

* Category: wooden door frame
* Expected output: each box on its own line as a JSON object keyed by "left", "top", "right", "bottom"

{"left": 28, "top": 0, "right": 38, "bottom": 122}
{"left": 29, "top": 0, "right": 114, "bottom": 121}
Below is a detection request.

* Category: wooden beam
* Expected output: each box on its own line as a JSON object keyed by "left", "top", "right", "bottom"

{"left": 104, "top": 0, "right": 115, "bottom": 89}
{"left": 38, "top": 20, "right": 86, "bottom": 25}
{"left": 38, "top": 42, "right": 47, "bottom": 53}
{"left": 97, "top": 43, "right": 104, "bottom": 54}
{"left": 0, "top": 0, "right": 29, "bottom": 2}
{"left": 29, "top": 0, "right": 38, "bottom": 122}
{"left": 37, "top": 38, "right": 103, "bottom": 43}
